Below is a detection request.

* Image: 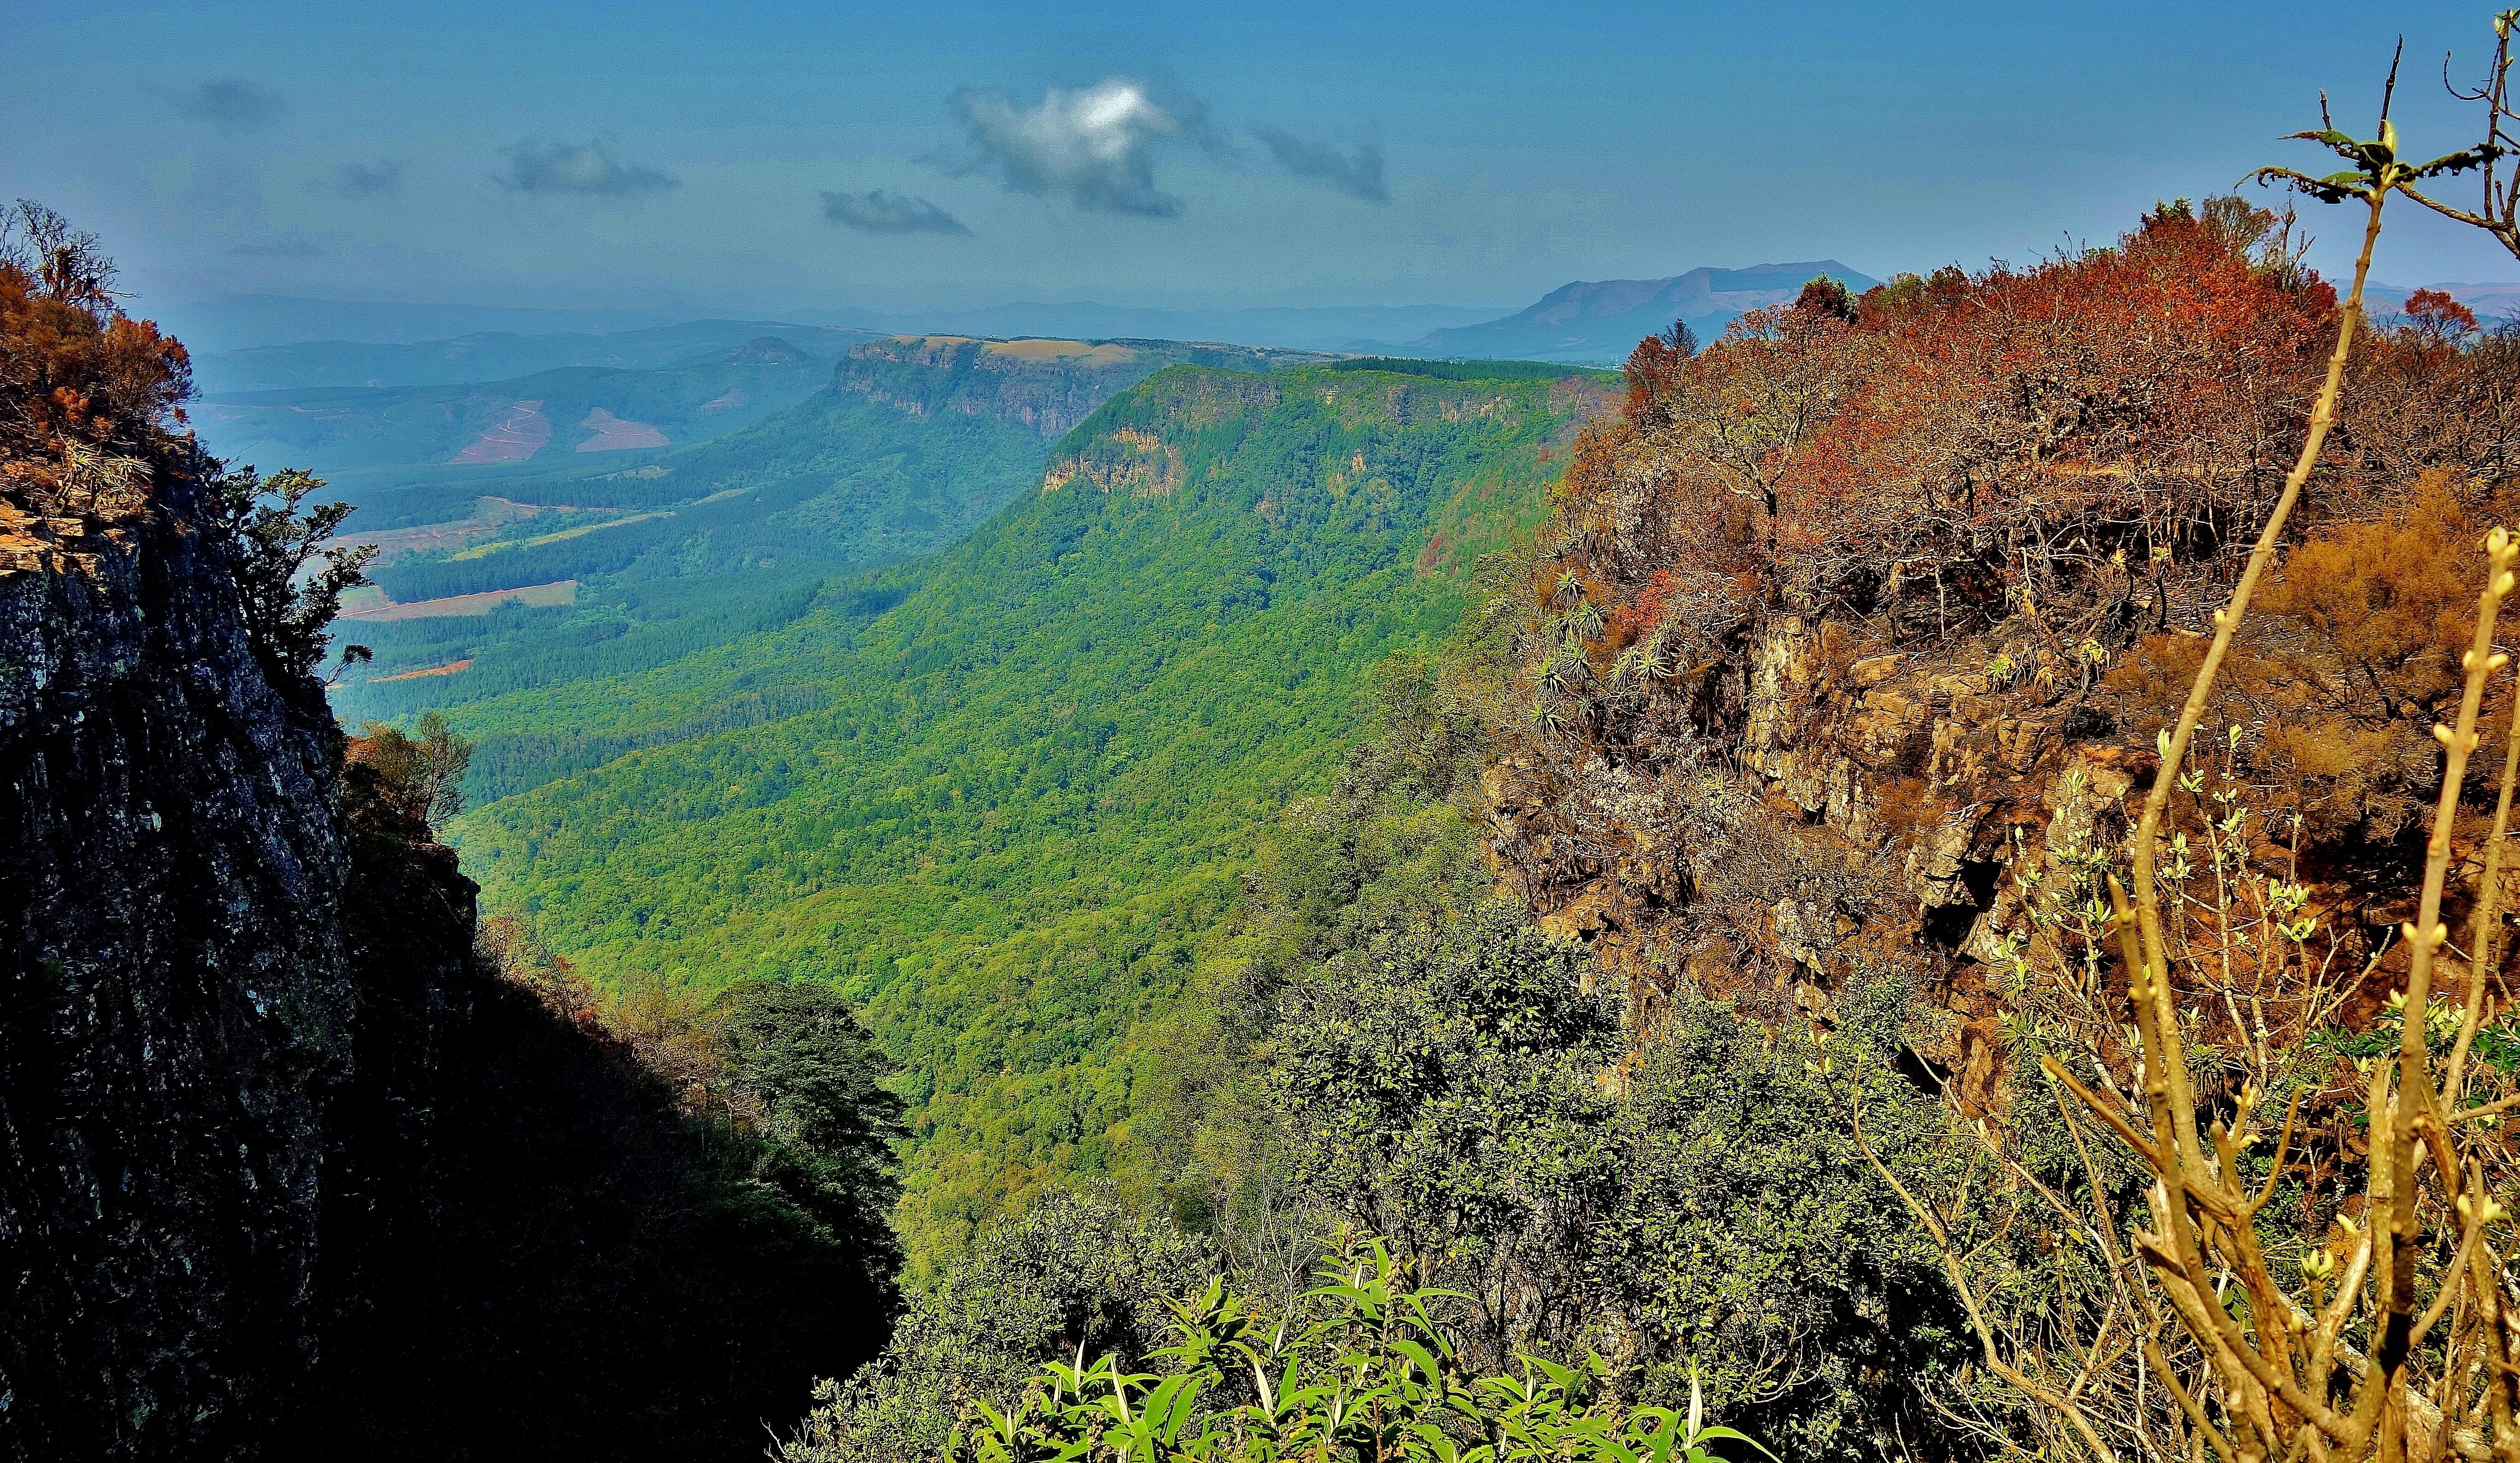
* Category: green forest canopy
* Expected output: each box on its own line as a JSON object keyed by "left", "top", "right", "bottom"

{"left": 446, "top": 361, "right": 1600, "bottom": 1264}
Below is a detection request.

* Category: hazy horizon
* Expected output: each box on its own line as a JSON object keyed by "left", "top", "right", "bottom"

{"left": 8, "top": 0, "right": 2515, "bottom": 330}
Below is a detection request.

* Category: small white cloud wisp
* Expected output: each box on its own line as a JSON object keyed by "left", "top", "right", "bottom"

{"left": 495, "top": 138, "right": 677, "bottom": 199}
{"left": 821, "top": 188, "right": 970, "bottom": 235}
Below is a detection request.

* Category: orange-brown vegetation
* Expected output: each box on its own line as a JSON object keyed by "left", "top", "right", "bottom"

{"left": 366, "top": 657, "right": 472, "bottom": 683}
{"left": 0, "top": 203, "right": 190, "bottom": 532}
{"left": 1484, "top": 198, "right": 2520, "bottom": 1083}
{"left": 344, "top": 712, "right": 473, "bottom": 838}
{"left": 2106, "top": 475, "right": 2510, "bottom": 848}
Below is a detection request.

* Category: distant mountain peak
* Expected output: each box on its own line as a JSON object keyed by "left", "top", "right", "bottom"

{"left": 1412, "top": 260, "right": 1879, "bottom": 365}
{"left": 729, "top": 336, "right": 815, "bottom": 364}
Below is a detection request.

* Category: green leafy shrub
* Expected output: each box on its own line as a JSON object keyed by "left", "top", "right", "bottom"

{"left": 1607, "top": 979, "right": 1978, "bottom": 1458}
{"left": 1276, "top": 917, "right": 1976, "bottom": 1457}
{"left": 1272, "top": 900, "right": 1622, "bottom": 1370}
{"left": 951, "top": 1240, "right": 1770, "bottom": 1463}
{"left": 781, "top": 1186, "right": 1212, "bottom": 1463}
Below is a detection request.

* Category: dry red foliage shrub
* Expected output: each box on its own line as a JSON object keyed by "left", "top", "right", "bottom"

{"left": 1530, "top": 203, "right": 2367, "bottom": 760}
{"left": 1620, "top": 332, "right": 1690, "bottom": 427}
{"left": 0, "top": 207, "right": 191, "bottom": 517}
{"left": 1531, "top": 199, "right": 2520, "bottom": 757}
{"left": 1776, "top": 204, "right": 2337, "bottom": 626}
{"left": 2107, "top": 472, "right": 2515, "bottom": 850}
{"left": 2403, "top": 286, "right": 2479, "bottom": 337}
{"left": 2339, "top": 293, "right": 2520, "bottom": 506}
{"left": 1497, "top": 197, "right": 2520, "bottom": 1010}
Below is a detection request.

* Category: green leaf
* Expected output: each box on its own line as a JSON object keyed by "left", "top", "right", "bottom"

{"left": 1394, "top": 1338, "right": 1444, "bottom": 1386}
{"left": 1686, "top": 1424, "right": 1780, "bottom": 1462}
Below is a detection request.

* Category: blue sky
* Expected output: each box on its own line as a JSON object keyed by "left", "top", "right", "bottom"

{"left": 1, "top": 0, "right": 2505, "bottom": 316}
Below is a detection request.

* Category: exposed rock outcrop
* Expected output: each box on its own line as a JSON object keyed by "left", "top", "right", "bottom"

{"left": 1, "top": 229, "right": 900, "bottom": 1462}
{"left": 0, "top": 462, "right": 476, "bottom": 1457}
{"left": 1474, "top": 209, "right": 2520, "bottom": 1111}
{"left": 1482, "top": 614, "right": 2127, "bottom": 1102}
{"left": 835, "top": 335, "right": 1330, "bottom": 437}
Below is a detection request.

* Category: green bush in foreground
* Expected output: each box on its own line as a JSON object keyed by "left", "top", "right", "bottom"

{"left": 949, "top": 1241, "right": 1769, "bottom": 1463}
{"left": 780, "top": 1188, "right": 1212, "bottom": 1463}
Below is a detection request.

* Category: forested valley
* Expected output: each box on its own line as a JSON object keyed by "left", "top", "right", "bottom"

{"left": 22, "top": 17, "right": 2520, "bottom": 1463}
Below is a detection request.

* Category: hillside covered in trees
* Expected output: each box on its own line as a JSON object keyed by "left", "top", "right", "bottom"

{"left": 320, "top": 335, "right": 1331, "bottom": 764}
{"left": 770, "top": 161, "right": 2520, "bottom": 1463}
{"left": 449, "top": 358, "right": 1604, "bottom": 1263}
{"left": 758, "top": 163, "right": 2520, "bottom": 1460}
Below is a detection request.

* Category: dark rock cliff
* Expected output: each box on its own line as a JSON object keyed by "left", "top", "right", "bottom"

{"left": 0, "top": 226, "right": 896, "bottom": 1462}
{"left": 0, "top": 466, "right": 477, "bottom": 1456}
{"left": 0, "top": 464, "right": 895, "bottom": 1463}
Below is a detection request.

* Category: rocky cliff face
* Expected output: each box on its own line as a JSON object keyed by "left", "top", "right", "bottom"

{"left": 1481, "top": 611, "right": 2152, "bottom": 1107}
{"left": 1468, "top": 210, "right": 2520, "bottom": 1111}
{"left": 837, "top": 336, "right": 1154, "bottom": 436}
{"left": 0, "top": 237, "right": 898, "bottom": 1461}
{"left": 0, "top": 467, "right": 474, "bottom": 1457}
{"left": 836, "top": 335, "right": 1330, "bottom": 437}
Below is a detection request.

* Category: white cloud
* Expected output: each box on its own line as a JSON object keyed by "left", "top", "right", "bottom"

{"left": 946, "top": 78, "right": 1204, "bottom": 218}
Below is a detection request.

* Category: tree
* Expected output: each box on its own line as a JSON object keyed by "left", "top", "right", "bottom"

{"left": 1792, "top": 275, "right": 1857, "bottom": 323}
{"left": 1273, "top": 900, "right": 1621, "bottom": 1368}
{"left": 714, "top": 977, "right": 910, "bottom": 1255}
{"left": 203, "top": 461, "right": 376, "bottom": 685}
{"left": 1624, "top": 320, "right": 1699, "bottom": 428}
{"left": 1666, "top": 292, "right": 1854, "bottom": 538}
{"left": 345, "top": 712, "right": 472, "bottom": 837}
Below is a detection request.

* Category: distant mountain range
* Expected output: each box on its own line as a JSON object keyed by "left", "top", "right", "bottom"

{"left": 169, "top": 266, "right": 2520, "bottom": 399}
{"left": 194, "top": 336, "right": 834, "bottom": 471}
{"left": 1405, "top": 262, "right": 1881, "bottom": 364}
{"left": 191, "top": 319, "right": 879, "bottom": 394}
